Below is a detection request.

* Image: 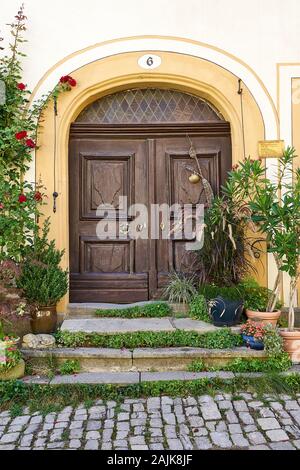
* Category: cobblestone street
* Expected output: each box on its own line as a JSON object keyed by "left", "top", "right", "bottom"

{"left": 1, "top": 393, "right": 300, "bottom": 450}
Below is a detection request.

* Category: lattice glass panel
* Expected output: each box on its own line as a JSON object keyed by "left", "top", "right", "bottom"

{"left": 76, "top": 88, "right": 224, "bottom": 124}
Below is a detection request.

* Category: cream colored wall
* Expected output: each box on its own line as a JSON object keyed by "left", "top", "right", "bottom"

{"left": 2, "top": 0, "right": 300, "bottom": 105}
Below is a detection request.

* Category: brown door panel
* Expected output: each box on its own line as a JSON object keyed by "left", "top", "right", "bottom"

{"left": 69, "top": 137, "right": 149, "bottom": 302}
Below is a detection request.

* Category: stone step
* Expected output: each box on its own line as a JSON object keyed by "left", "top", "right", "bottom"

{"left": 21, "top": 366, "right": 300, "bottom": 386}
{"left": 60, "top": 317, "right": 241, "bottom": 334}
{"left": 67, "top": 301, "right": 188, "bottom": 318}
{"left": 22, "top": 346, "right": 266, "bottom": 372}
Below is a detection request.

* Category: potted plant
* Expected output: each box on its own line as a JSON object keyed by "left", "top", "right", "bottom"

{"left": 240, "top": 320, "right": 265, "bottom": 350}
{"left": 241, "top": 279, "right": 283, "bottom": 326}
{"left": 17, "top": 220, "right": 68, "bottom": 334}
{"left": 0, "top": 320, "right": 24, "bottom": 380}
{"left": 199, "top": 284, "right": 245, "bottom": 327}
{"left": 208, "top": 296, "right": 244, "bottom": 327}
{"left": 163, "top": 271, "right": 197, "bottom": 313}
{"left": 228, "top": 148, "right": 300, "bottom": 360}
{"left": 196, "top": 189, "right": 256, "bottom": 326}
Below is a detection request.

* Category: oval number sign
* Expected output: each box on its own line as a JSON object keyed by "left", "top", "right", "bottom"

{"left": 138, "top": 54, "right": 161, "bottom": 70}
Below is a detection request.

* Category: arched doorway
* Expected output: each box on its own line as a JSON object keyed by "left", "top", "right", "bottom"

{"left": 69, "top": 88, "right": 232, "bottom": 302}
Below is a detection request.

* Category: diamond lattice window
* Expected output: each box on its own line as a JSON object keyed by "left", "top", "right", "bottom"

{"left": 75, "top": 88, "right": 224, "bottom": 124}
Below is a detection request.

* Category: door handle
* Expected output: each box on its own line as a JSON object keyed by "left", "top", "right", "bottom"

{"left": 120, "top": 223, "right": 129, "bottom": 234}
{"left": 136, "top": 223, "right": 146, "bottom": 232}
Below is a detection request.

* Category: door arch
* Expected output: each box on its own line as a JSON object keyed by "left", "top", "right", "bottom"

{"left": 35, "top": 47, "right": 268, "bottom": 311}
{"left": 69, "top": 88, "right": 231, "bottom": 302}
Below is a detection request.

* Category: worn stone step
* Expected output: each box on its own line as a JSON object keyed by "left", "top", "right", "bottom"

{"left": 21, "top": 366, "right": 300, "bottom": 386}
{"left": 60, "top": 317, "right": 241, "bottom": 334}
{"left": 22, "top": 346, "right": 266, "bottom": 372}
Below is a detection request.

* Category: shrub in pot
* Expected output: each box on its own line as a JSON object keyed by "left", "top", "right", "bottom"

{"left": 199, "top": 285, "right": 245, "bottom": 326}
{"left": 195, "top": 189, "right": 256, "bottom": 326}
{"left": 241, "top": 278, "right": 283, "bottom": 326}
{"left": 228, "top": 148, "right": 300, "bottom": 359}
{"left": 240, "top": 320, "right": 265, "bottom": 350}
{"left": 17, "top": 220, "right": 68, "bottom": 334}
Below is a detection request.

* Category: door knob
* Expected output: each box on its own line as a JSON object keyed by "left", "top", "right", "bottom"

{"left": 120, "top": 223, "right": 129, "bottom": 234}
{"left": 136, "top": 223, "right": 146, "bottom": 232}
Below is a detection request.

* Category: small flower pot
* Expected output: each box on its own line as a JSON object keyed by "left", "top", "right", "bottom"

{"left": 31, "top": 305, "right": 57, "bottom": 334}
{"left": 279, "top": 329, "right": 300, "bottom": 362}
{"left": 3, "top": 337, "right": 20, "bottom": 348}
{"left": 246, "top": 309, "right": 281, "bottom": 327}
{"left": 242, "top": 334, "right": 264, "bottom": 350}
{"left": 209, "top": 296, "right": 244, "bottom": 327}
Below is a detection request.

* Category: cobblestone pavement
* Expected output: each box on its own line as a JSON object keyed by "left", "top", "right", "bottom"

{"left": 1, "top": 393, "right": 300, "bottom": 450}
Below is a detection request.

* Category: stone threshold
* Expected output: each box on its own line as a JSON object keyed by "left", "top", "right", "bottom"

{"left": 22, "top": 346, "right": 267, "bottom": 372}
{"left": 60, "top": 317, "right": 241, "bottom": 334}
{"left": 21, "top": 365, "right": 300, "bottom": 385}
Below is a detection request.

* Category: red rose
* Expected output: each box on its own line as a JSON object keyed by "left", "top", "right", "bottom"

{"left": 0, "top": 203, "right": 4, "bottom": 210}
{"left": 60, "top": 75, "right": 70, "bottom": 83}
{"left": 17, "top": 83, "right": 26, "bottom": 90}
{"left": 25, "top": 139, "right": 36, "bottom": 148}
{"left": 34, "top": 191, "right": 42, "bottom": 201}
{"left": 18, "top": 194, "right": 27, "bottom": 203}
{"left": 68, "top": 77, "right": 77, "bottom": 87}
{"left": 15, "top": 131, "right": 27, "bottom": 140}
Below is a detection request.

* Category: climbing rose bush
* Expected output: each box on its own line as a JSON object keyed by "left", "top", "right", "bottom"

{"left": 0, "top": 5, "right": 77, "bottom": 261}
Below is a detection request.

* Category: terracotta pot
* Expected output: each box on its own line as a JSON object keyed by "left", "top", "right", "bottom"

{"left": 280, "top": 329, "right": 300, "bottom": 362}
{"left": 31, "top": 305, "right": 57, "bottom": 334}
{"left": 246, "top": 309, "right": 281, "bottom": 327}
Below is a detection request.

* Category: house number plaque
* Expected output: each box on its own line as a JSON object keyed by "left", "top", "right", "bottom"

{"left": 258, "top": 140, "right": 285, "bottom": 158}
{"left": 138, "top": 54, "right": 161, "bottom": 70}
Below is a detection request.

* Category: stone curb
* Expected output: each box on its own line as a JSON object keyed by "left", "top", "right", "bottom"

{"left": 21, "top": 367, "right": 300, "bottom": 385}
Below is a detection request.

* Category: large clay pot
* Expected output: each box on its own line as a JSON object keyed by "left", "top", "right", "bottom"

{"left": 31, "top": 305, "right": 57, "bottom": 334}
{"left": 280, "top": 329, "right": 300, "bottom": 362}
{"left": 246, "top": 309, "right": 281, "bottom": 327}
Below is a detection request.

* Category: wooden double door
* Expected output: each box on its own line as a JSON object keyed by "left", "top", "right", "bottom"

{"left": 69, "top": 123, "right": 231, "bottom": 302}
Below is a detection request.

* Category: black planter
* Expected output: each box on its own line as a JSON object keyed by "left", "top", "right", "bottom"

{"left": 209, "top": 296, "right": 244, "bottom": 327}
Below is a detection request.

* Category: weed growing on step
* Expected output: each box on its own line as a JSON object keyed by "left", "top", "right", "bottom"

{"left": 95, "top": 302, "right": 172, "bottom": 318}
{"left": 59, "top": 360, "right": 81, "bottom": 375}
{"left": 55, "top": 328, "right": 243, "bottom": 349}
{"left": 187, "top": 353, "right": 291, "bottom": 373}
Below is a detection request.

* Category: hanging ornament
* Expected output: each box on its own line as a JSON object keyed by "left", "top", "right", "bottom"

{"left": 188, "top": 172, "right": 200, "bottom": 184}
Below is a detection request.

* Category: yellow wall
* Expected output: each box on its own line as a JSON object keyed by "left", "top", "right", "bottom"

{"left": 35, "top": 50, "right": 266, "bottom": 313}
